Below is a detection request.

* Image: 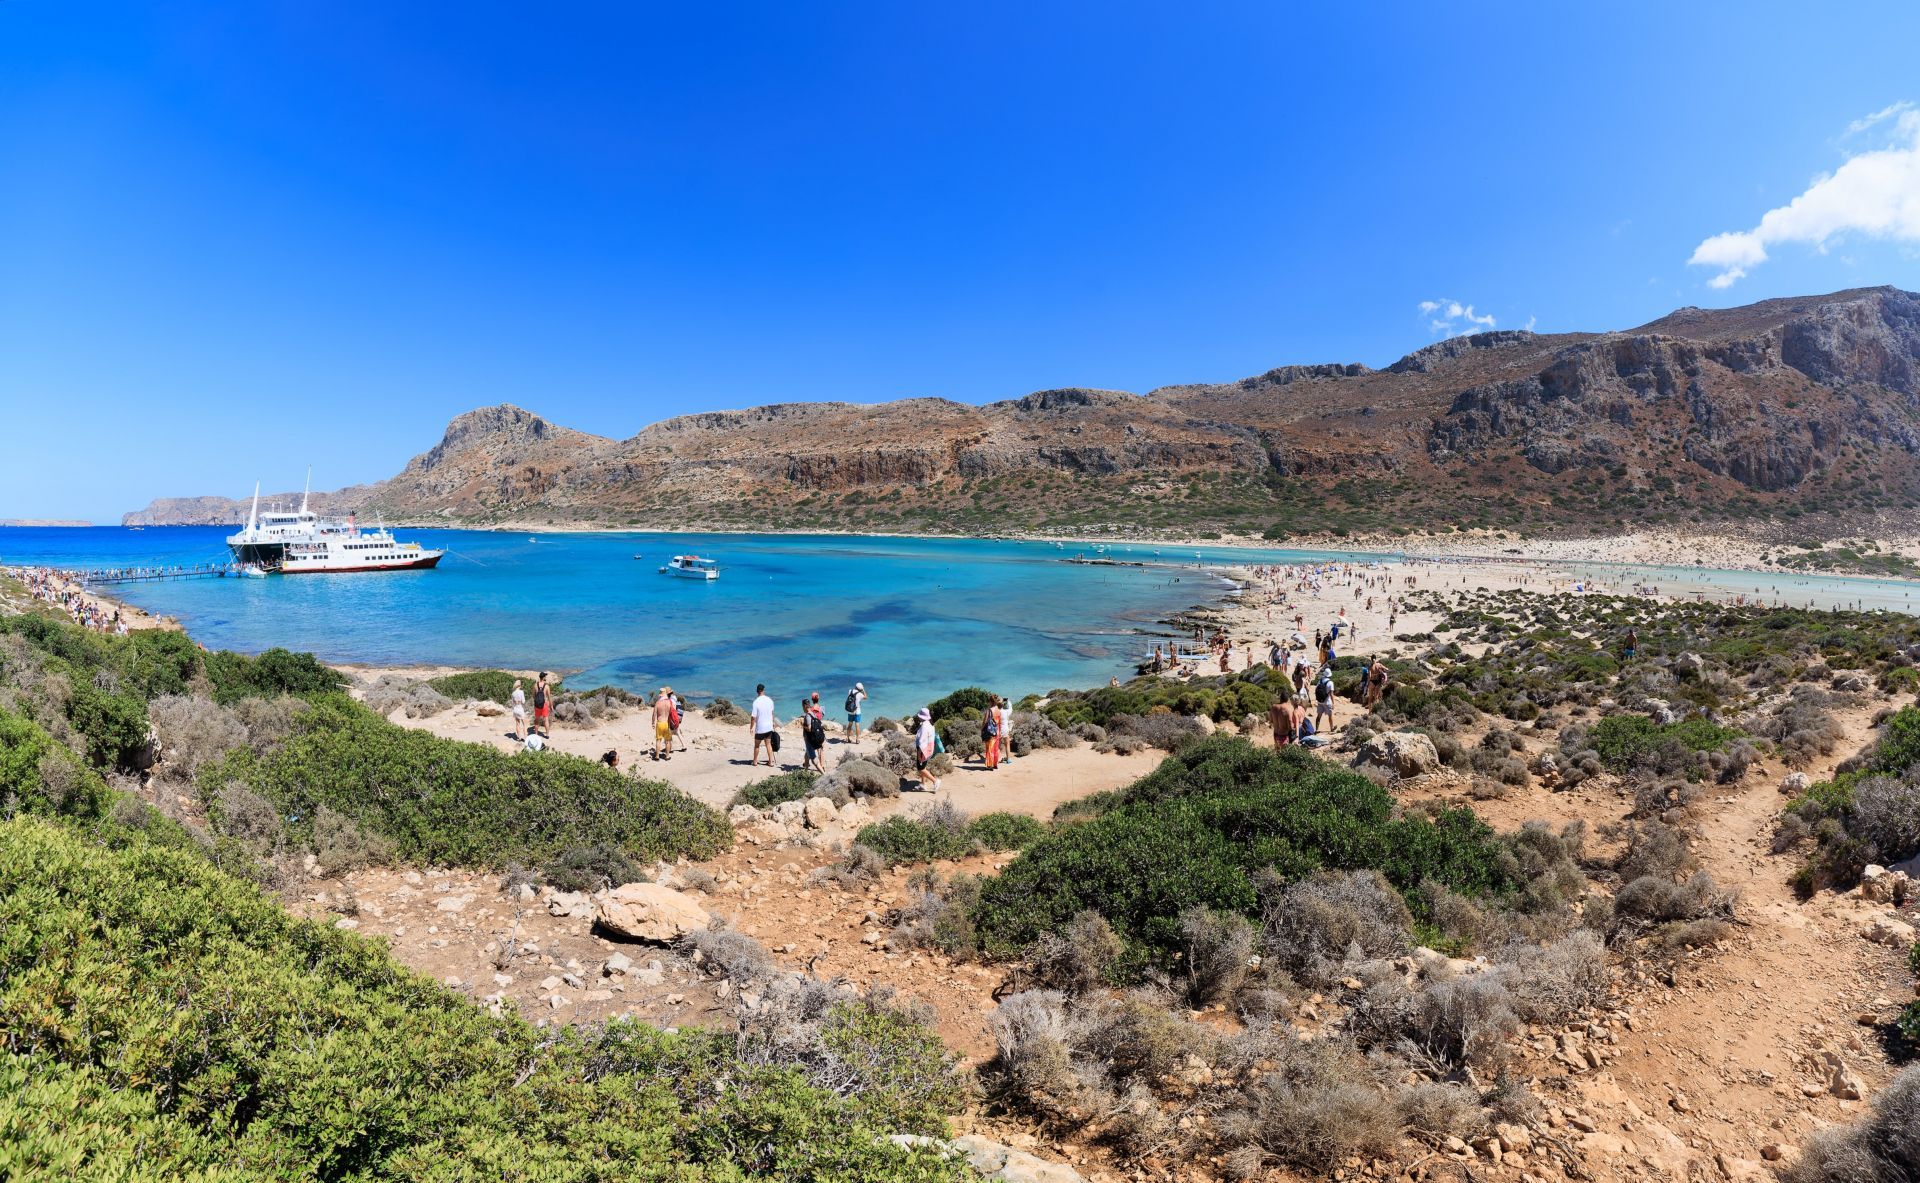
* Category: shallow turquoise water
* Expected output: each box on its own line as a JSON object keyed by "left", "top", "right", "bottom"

{"left": 8, "top": 527, "right": 1918, "bottom": 718}
{"left": 0, "top": 528, "right": 1355, "bottom": 717}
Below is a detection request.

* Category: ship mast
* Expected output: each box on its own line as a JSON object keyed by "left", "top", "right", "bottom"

{"left": 300, "top": 467, "right": 311, "bottom": 515}
{"left": 246, "top": 482, "right": 260, "bottom": 535}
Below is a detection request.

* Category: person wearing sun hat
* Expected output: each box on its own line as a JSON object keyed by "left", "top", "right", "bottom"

{"left": 913, "top": 707, "right": 941, "bottom": 793}
{"left": 845, "top": 681, "right": 868, "bottom": 744}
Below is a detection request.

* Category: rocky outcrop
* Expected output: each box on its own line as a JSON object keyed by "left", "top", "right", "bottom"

{"left": 1355, "top": 731, "right": 1441, "bottom": 778}
{"left": 125, "top": 286, "right": 1920, "bottom": 533}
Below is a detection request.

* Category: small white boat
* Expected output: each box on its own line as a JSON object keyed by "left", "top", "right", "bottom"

{"left": 659, "top": 554, "right": 719, "bottom": 580}
{"left": 235, "top": 562, "right": 272, "bottom": 578}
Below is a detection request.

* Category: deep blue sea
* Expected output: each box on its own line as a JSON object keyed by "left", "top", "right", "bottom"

{"left": 0, "top": 527, "right": 1367, "bottom": 717}
{"left": 9, "top": 527, "right": 1919, "bottom": 718}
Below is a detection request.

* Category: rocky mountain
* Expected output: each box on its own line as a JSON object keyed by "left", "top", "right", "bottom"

{"left": 125, "top": 286, "right": 1920, "bottom": 538}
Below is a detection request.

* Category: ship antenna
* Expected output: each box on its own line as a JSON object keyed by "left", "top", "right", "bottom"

{"left": 301, "top": 466, "right": 311, "bottom": 515}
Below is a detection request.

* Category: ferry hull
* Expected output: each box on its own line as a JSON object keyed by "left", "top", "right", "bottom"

{"left": 277, "top": 553, "right": 443, "bottom": 574}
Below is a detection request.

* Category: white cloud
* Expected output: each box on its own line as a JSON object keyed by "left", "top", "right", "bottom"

{"left": 1420, "top": 298, "right": 1497, "bottom": 337}
{"left": 1688, "top": 106, "right": 1920, "bottom": 287}
{"left": 1523, "top": 314, "right": 1538, "bottom": 331}
{"left": 1846, "top": 101, "right": 1913, "bottom": 136}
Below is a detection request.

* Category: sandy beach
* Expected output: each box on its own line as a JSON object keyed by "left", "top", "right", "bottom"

{"left": 355, "top": 673, "right": 1166, "bottom": 818}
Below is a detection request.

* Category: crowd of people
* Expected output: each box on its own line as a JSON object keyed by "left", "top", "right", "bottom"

{"left": 15, "top": 566, "right": 133, "bottom": 635}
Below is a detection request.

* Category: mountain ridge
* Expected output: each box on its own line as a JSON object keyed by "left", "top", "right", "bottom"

{"left": 125, "top": 287, "right": 1920, "bottom": 539}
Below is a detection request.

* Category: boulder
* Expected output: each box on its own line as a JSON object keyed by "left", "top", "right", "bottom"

{"left": 838, "top": 799, "right": 873, "bottom": 827}
{"left": 1673, "top": 652, "right": 1705, "bottom": 680}
{"left": 1780, "top": 771, "right": 1811, "bottom": 796}
{"left": 772, "top": 799, "right": 808, "bottom": 825}
{"left": 886, "top": 1135, "right": 1083, "bottom": 1183}
{"left": 1356, "top": 731, "right": 1441, "bottom": 779}
{"left": 595, "top": 882, "right": 710, "bottom": 943}
{"left": 1191, "top": 714, "right": 1217, "bottom": 736}
{"left": 1860, "top": 865, "right": 1912, "bottom": 905}
{"left": 545, "top": 890, "right": 594, "bottom": 919}
{"left": 803, "top": 796, "right": 839, "bottom": 830}
{"left": 728, "top": 804, "right": 762, "bottom": 824}
{"left": 1863, "top": 914, "right": 1917, "bottom": 947}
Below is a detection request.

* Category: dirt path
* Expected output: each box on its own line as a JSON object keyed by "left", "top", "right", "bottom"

{"left": 1551, "top": 705, "right": 1914, "bottom": 1175}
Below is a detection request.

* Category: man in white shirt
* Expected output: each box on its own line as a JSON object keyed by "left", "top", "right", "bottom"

{"left": 749, "top": 683, "right": 778, "bottom": 767}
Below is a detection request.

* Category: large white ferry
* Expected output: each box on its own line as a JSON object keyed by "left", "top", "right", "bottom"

{"left": 226, "top": 480, "right": 444, "bottom": 575}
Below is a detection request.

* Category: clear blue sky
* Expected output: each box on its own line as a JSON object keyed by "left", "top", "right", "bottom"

{"left": 4, "top": 2, "right": 1919, "bottom": 522}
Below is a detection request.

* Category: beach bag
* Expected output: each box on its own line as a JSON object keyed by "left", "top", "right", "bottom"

{"left": 769, "top": 730, "right": 782, "bottom": 753}
{"left": 669, "top": 701, "right": 682, "bottom": 728}
{"left": 845, "top": 689, "right": 860, "bottom": 713}
{"left": 806, "top": 712, "right": 826, "bottom": 745}
{"left": 983, "top": 716, "right": 998, "bottom": 739}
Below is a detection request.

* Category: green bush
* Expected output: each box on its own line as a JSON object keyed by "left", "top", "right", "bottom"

{"left": 1871, "top": 705, "right": 1920, "bottom": 774}
{"left": 733, "top": 770, "right": 819, "bottom": 810}
{"left": 925, "top": 687, "right": 995, "bottom": 718}
{"left": 972, "top": 736, "right": 1517, "bottom": 964}
{"left": 202, "top": 696, "right": 730, "bottom": 869}
{"left": 856, "top": 814, "right": 976, "bottom": 866}
{"left": 968, "top": 812, "right": 1047, "bottom": 852}
{"left": 1587, "top": 714, "right": 1742, "bottom": 773}
{"left": 202, "top": 647, "right": 346, "bottom": 703}
{"left": 425, "top": 669, "right": 557, "bottom": 705}
{"left": 0, "top": 708, "right": 112, "bottom": 824}
{"left": 0, "top": 815, "right": 973, "bottom": 1181}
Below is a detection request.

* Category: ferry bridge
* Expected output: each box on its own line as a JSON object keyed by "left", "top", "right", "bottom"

{"left": 70, "top": 562, "right": 244, "bottom": 585}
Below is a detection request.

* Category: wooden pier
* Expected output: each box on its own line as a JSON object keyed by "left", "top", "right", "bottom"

{"left": 74, "top": 562, "right": 242, "bottom": 586}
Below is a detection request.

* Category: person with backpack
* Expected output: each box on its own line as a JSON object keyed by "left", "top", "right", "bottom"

{"left": 669, "top": 688, "right": 687, "bottom": 752}
{"left": 844, "top": 682, "right": 867, "bottom": 744}
{"left": 802, "top": 693, "right": 827, "bottom": 772}
{"left": 982, "top": 695, "right": 1005, "bottom": 771}
{"left": 1314, "top": 667, "right": 1336, "bottom": 732}
{"left": 532, "top": 672, "right": 552, "bottom": 738}
{"left": 914, "top": 707, "right": 941, "bottom": 793}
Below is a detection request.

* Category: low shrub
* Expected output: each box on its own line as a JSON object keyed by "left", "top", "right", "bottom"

{"left": 424, "top": 668, "right": 551, "bottom": 705}
{"left": 972, "top": 737, "right": 1517, "bottom": 966}
{"left": 201, "top": 695, "right": 730, "bottom": 870}
{"left": 967, "top": 811, "right": 1046, "bottom": 852}
{"left": 0, "top": 814, "right": 973, "bottom": 1181}
{"left": 732, "top": 770, "right": 818, "bottom": 810}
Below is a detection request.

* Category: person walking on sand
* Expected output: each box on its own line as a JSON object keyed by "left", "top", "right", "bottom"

{"left": 532, "top": 672, "right": 552, "bottom": 738}
{"left": 670, "top": 688, "right": 688, "bottom": 752}
{"left": 802, "top": 693, "right": 827, "bottom": 772}
{"left": 983, "top": 696, "right": 1005, "bottom": 771}
{"left": 750, "top": 683, "right": 778, "bottom": 767}
{"left": 914, "top": 707, "right": 941, "bottom": 793}
{"left": 651, "top": 687, "right": 674, "bottom": 762}
{"left": 844, "top": 682, "right": 867, "bottom": 743}
{"left": 1314, "top": 667, "right": 1336, "bottom": 733}
{"left": 510, "top": 678, "right": 527, "bottom": 741}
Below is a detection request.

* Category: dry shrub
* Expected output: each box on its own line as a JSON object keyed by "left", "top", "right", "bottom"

{"left": 313, "top": 804, "right": 394, "bottom": 876}
{"left": 1009, "top": 711, "right": 1075, "bottom": 756}
{"left": 1852, "top": 774, "right": 1920, "bottom": 865}
{"left": 211, "top": 784, "right": 285, "bottom": 856}
{"left": 149, "top": 694, "right": 249, "bottom": 779}
{"left": 1497, "top": 930, "right": 1609, "bottom": 1020}
{"left": 1614, "top": 871, "right": 1734, "bottom": 926}
{"left": 1614, "top": 820, "right": 1695, "bottom": 882}
{"left": 1218, "top": 1036, "right": 1401, "bottom": 1173}
{"left": 1347, "top": 970, "right": 1520, "bottom": 1068}
{"left": 1108, "top": 712, "right": 1205, "bottom": 752}
{"left": 1180, "top": 906, "right": 1256, "bottom": 1006}
{"left": 808, "top": 843, "right": 885, "bottom": 888}
{"left": 1778, "top": 1064, "right": 1919, "bottom": 1183}
{"left": 989, "top": 990, "right": 1080, "bottom": 1118}
{"left": 1021, "top": 910, "right": 1124, "bottom": 995}
{"left": 1261, "top": 869, "right": 1411, "bottom": 986}
{"left": 1397, "top": 1080, "right": 1488, "bottom": 1144}
{"left": 231, "top": 695, "right": 305, "bottom": 751}
{"left": 680, "top": 919, "right": 771, "bottom": 985}
{"left": 890, "top": 871, "right": 982, "bottom": 955}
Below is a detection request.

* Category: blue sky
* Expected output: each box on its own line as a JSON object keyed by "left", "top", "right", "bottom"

{"left": 4, "top": 2, "right": 1919, "bottom": 522}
